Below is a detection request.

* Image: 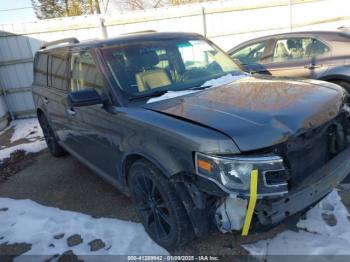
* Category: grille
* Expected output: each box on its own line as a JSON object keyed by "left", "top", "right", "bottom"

{"left": 285, "top": 118, "right": 348, "bottom": 187}
{"left": 264, "top": 170, "right": 290, "bottom": 186}
{"left": 287, "top": 137, "right": 328, "bottom": 186}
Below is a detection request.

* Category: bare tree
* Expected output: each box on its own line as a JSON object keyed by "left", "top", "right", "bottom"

{"left": 108, "top": 0, "right": 216, "bottom": 12}
{"left": 31, "top": 0, "right": 66, "bottom": 19}
{"left": 31, "top": 0, "right": 101, "bottom": 19}
{"left": 32, "top": 0, "right": 216, "bottom": 18}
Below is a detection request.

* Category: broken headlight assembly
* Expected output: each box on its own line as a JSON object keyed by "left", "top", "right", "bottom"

{"left": 195, "top": 152, "right": 288, "bottom": 196}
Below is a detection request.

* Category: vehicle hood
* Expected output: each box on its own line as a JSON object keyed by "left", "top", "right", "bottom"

{"left": 143, "top": 77, "right": 346, "bottom": 152}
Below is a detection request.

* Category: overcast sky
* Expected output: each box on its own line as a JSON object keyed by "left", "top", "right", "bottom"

{"left": 0, "top": 0, "right": 115, "bottom": 24}
{"left": 0, "top": 0, "right": 188, "bottom": 25}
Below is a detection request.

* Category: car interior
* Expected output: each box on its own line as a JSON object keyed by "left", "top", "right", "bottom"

{"left": 103, "top": 40, "right": 239, "bottom": 96}
{"left": 135, "top": 51, "right": 172, "bottom": 92}
{"left": 273, "top": 38, "right": 329, "bottom": 62}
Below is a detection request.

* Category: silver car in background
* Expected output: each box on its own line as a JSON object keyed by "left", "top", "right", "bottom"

{"left": 228, "top": 31, "right": 350, "bottom": 92}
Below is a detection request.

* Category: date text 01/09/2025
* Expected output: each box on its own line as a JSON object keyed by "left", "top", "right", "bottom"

{"left": 127, "top": 255, "right": 220, "bottom": 261}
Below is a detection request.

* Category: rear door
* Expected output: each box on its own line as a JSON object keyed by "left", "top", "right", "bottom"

{"left": 43, "top": 50, "right": 72, "bottom": 141}
{"left": 262, "top": 37, "right": 330, "bottom": 78}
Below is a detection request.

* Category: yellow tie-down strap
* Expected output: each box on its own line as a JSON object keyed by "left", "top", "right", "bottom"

{"left": 241, "top": 169, "right": 258, "bottom": 236}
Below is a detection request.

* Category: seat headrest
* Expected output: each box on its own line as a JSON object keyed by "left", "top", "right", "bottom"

{"left": 140, "top": 51, "right": 159, "bottom": 68}
{"left": 287, "top": 40, "right": 296, "bottom": 49}
{"left": 111, "top": 53, "right": 126, "bottom": 69}
{"left": 287, "top": 39, "right": 302, "bottom": 49}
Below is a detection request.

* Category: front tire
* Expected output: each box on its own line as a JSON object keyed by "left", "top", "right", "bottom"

{"left": 38, "top": 114, "right": 67, "bottom": 157}
{"left": 129, "top": 159, "right": 194, "bottom": 250}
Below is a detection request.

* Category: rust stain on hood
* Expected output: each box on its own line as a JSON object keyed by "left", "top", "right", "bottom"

{"left": 144, "top": 77, "right": 346, "bottom": 151}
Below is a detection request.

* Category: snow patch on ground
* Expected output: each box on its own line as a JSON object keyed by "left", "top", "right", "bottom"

{"left": 147, "top": 73, "right": 248, "bottom": 103}
{"left": 0, "top": 198, "right": 168, "bottom": 259}
{"left": 0, "top": 119, "right": 46, "bottom": 162}
{"left": 243, "top": 190, "right": 350, "bottom": 257}
{"left": 10, "top": 118, "right": 43, "bottom": 143}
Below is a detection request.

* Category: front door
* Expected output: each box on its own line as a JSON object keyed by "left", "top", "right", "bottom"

{"left": 66, "top": 50, "right": 124, "bottom": 185}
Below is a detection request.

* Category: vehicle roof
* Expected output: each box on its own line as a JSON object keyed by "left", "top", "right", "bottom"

{"left": 253, "top": 30, "right": 346, "bottom": 39}
{"left": 229, "top": 30, "right": 350, "bottom": 52}
{"left": 37, "top": 31, "right": 203, "bottom": 53}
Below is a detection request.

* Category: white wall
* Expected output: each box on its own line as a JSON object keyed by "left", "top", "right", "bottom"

{"left": 0, "top": 95, "right": 8, "bottom": 130}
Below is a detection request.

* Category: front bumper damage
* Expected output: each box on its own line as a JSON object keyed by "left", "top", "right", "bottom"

{"left": 256, "top": 146, "right": 350, "bottom": 226}
{"left": 215, "top": 146, "right": 350, "bottom": 234}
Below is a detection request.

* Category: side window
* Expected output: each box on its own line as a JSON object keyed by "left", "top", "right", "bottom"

{"left": 34, "top": 53, "right": 48, "bottom": 86}
{"left": 70, "top": 52, "right": 104, "bottom": 92}
{"left": 272, "top": 38, "right": 329, "bottom": 62}
{"left": 50, "top": 54, "right": 69, "bottom": 90}
{"left": 307, "top": 39, "right": 330, "bottom": 57}
{"left": 230, "top": 42, "right": 266, "bottom": 64}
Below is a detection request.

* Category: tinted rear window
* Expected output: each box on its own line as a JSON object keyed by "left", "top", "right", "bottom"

{"left": 34, "top": 53, "right": 48, "bottom": 86}
{"left": 50, "top": 54, "right": 69, "bottom": 91}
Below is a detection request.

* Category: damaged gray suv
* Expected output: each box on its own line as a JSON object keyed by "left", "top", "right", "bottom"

{"left": 32, "top": 32, "right": 350, "bottom": 250}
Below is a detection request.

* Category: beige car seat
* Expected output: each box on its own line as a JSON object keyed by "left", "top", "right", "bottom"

{"left": 135, "top": 51, "right": 171, "bottom": 92}
{"left": 287, "top": 39, "right": 304, "bottom": 59}
{"left": 274, "top": 42, "right": 289, "bottom": 61}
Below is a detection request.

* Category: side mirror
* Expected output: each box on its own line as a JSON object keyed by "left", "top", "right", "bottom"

{"left": 67, "top": 88, "right": 104, "bottom": 107}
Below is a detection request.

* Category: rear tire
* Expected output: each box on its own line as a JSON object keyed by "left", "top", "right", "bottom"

{"left": 129, "top": 159, "right": 194, "bottom": 250}
{"left": 38, "top": 114, "right": 67, "bottom": 157}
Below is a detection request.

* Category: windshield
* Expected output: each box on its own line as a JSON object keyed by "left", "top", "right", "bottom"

{"left": 102, "top": 37, "right": 243, "bottom": 98}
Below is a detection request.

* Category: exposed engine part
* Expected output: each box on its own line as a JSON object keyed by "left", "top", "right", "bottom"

{"left": 214, "top": 196, "right": 247, "bottom": 233}
{"left": 329, "top": 123, "right": 345, "bottom": 155}
{"left": 343, "top": 103, "right": 350, "bottom": 116}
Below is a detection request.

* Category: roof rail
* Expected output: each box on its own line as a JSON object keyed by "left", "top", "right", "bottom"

{"left": 121, "top": 30, "right": 157, "bottom": 35}
{"left": 40, "top": 37, "right": 80, "bottom": 50}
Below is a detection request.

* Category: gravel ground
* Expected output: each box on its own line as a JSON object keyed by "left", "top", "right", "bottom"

{"left": 0, "top": 149, "right": 349, "bottom": 260}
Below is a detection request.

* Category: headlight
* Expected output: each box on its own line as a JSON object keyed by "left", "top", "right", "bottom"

{"left": 195, "top": 152, "right": 286, "bottom": 194}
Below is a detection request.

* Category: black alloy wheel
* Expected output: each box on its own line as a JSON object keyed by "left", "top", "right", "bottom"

{"left": 135, "top": 172, "right": 172, "bottom": 239}
{"left": 129, "top": 159, "right": 194, "bottom": 250}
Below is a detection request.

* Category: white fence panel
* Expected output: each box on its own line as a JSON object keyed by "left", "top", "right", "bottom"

{"left": 0, "top": 95, "right": 7, "bottom": 130}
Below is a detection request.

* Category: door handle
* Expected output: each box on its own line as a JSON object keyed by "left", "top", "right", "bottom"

{"left": 43, "top": 97, "right": 49, "bottom": 104}
{"left": 304, "top": 64, "right": 321, "bottom": 70}
{"left": 66, "top": 108, "right": 76, "bottom": 116}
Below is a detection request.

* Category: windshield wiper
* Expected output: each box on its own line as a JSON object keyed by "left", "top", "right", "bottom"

{"left": 128, "top": 90, "right": 168, "bottom": 100}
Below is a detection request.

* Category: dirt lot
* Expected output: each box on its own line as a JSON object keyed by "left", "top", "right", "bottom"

{"left": 0, "top": 147, "right": 350, "bottom": 260}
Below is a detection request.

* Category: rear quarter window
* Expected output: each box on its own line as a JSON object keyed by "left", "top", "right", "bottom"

{"left": 34, "top": 53, "right": 48, "bottom": 87}
{"left": 50, "top": 54, "right": 69, "bottom": 91}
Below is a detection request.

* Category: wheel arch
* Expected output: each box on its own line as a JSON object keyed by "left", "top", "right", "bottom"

{"left": 122, "top": 152, "right": 216, "bottom": 239}
{"left": 36, "top": 108, "right": 44, "bottom": 118}
{"left": 121, "top": 151, "right": 178, "bottom": 191}
{"left": 36, "top": 107, "right": 52, "bottom": 127}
